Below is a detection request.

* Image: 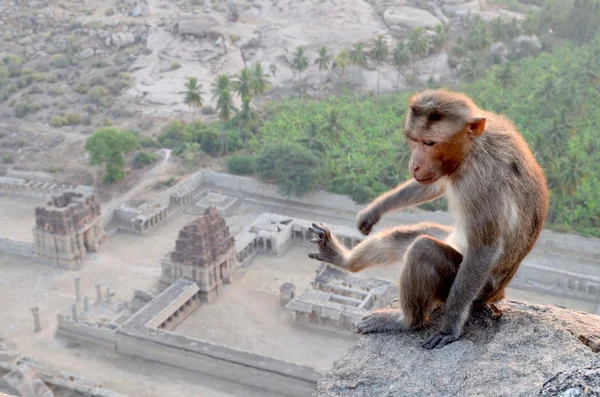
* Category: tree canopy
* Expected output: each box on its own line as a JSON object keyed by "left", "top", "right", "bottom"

{"left": 85, "top": 127, "right": 138, "bottom": 183}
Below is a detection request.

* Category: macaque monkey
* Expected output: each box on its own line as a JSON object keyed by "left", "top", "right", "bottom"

{"left": 308, "top": 89, "right": 549, "bottom": 349}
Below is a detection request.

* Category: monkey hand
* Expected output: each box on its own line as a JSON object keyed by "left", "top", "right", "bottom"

{"left": 356, "top": 208, "right": 381, "bottom": 235}
{"left": 307, "top": 223, "right": 345, "bottom": 267}
{"left": 422, "top": 331, "right": 459, "bottom": 349}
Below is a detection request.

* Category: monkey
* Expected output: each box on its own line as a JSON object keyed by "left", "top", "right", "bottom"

{"left": 308, "top": 89, "right": 549, "bottom": 349}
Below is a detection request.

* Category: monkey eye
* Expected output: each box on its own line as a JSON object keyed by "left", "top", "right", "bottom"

{"left": 423, "top": 141, "right": 435, "bottom": 146}
{"left": 428, "top": 112, "right": 443, "bottom": 122}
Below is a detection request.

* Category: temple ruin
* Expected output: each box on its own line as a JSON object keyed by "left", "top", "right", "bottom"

{"left": 33, "top": 190, "right": 106, "bottom": 270}
{"left": 161, "top": 206, "right": 237, "bottom": 302}
{"left": 283, "top": 264, "right": 397, "bottom": 333}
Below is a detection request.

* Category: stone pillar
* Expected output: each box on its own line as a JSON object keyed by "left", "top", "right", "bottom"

{"left": 106, "top": 287, "right": 112, "bottom": 304}
{"left": 31, "top": 307, "right": 41, "bottom": 333}
{"left": 95, "top": 283, "right": 102, "bottom": 303}
{"left": 74, "top": 277, "right": 81, "bottom": 302}
{"left": 71, "top": 304, "right": 78, "bottom": 321}
{"left": 83, "top": 296, "right": 89, "bottom": 311}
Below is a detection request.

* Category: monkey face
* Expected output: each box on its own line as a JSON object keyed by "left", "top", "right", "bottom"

{"left": 404, "top": 89, "right": 487, "bottom": 184}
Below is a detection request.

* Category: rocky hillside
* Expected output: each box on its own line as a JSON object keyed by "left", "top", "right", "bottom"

{"left": 314, "top": 301, "right": 600, "bottom": 397}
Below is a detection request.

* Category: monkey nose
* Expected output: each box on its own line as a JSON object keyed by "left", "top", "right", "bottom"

{"left": 412, "top": 165, "right": 420, "bottom": 172}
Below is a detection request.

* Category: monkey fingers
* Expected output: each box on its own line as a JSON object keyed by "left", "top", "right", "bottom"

{"left": 422, "top": 331, "right": 459, "bottom": 349}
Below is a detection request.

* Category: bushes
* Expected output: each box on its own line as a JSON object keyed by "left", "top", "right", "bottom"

{"left": 255, "top": 143, "right": 321, "bottom": 197}
{"left": 49, "top": 54, "right": 69, "bottom": 68}
{"left": 49, "top": 113, "right": 82, "bottom": 127}
{"left": 132, "top": 151, "right": 158, "bottom": 168}
{"left": 226, "top": 155, "right": 256, "bottom": 175}
{"left": 13, "top": 102, "right": 29, "bottom": 118}
{"left": 1, "top": 154, "right": 15, "bottom": 164}
{"left": 88, "top": 86, "right": 111, "bottom": 107}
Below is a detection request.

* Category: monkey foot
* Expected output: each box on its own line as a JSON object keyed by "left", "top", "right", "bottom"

{"left": 355, "top": 310, "right": 406, "bottom": 335}
{"left": 422, "top": 331, "right": 459, "bottom": 349}
{"left": 307, "top": 223, "right": 344, "bottom": 266}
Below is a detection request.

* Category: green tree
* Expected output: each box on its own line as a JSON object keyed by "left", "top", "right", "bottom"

{"left": 236, "top": 95, "right": 257, "bottom": 150}
{"left": 250, "top": 63, "right": 271, "bottom": 106}
{"left": 297, "top": 119, "right": 327, "bottom": 153}
{"left": 392, "top": 42, "right": 410, "bottom": 92}
{"left": 292, "top": 46, "right": 309, "bottom": 98}
{"left": 85, "top": 127, "right": 138, "bottom": 183}
{"left": 255, "top": 142, "right": 321, "bottom": 197}
{"left": 314, "top": 46, "right": 332, "bottom": 97}
{"left": 370, "top": 35, "right": 389, "bottom": 95}
{"left": 407, "top": 27, "right": 431, "bottom": 74}
{"left": 459, "top": 56, "right": 485, "bottom": 82}
{"left": 432, "top": 23, "right": 449, "bottom": 50}
{"left": 180, "top": 76, "right": 204, "bottom": 143}
{"left": 496, "top": 63, "right": 515, "bottom": 88}
{"left": 232, "top": 68, "right": 253, "bottom": 99}
{"left": 212, "top": 74, "right": 237, "bottom": 154}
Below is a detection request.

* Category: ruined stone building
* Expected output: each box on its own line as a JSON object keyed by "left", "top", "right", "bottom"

{"left": 33, "top": 190, "right": 106, "bottom": 269}
{"left": 283, "top": 264, "right": 397, "bottom": 333}
{"left": 161, "top": 206, "right": 237, "bottom": 302}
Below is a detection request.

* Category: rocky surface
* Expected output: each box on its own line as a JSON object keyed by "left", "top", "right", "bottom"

{"left": 0, "top": 365, "right": 54, "bottom": 397}
{"left": 314, "top": 301, "right": 600, "bottom": 397}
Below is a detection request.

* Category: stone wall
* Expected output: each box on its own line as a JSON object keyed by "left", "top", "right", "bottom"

{"left": 0, "top": 238, "right": 34, "bottom": 258}
{"left": 0, "top": 177, "right": 94, "bottom": 199}
{"left": 55, "top": 314, "right": 117, "bottom": 349}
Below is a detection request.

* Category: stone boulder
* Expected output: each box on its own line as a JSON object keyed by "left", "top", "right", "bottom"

{"left": 107, "top": 32, "right": 136, "bottom": 48}
{"left": 383, "top": 6, "right": 441, "bottom": 34}
{"left": 315, "top": 301, "right": 600, "bottom": 397}
{"left": 178, "top": 15, "right": 220, "bottom": 38}
{"left": 442, "top": 0, "right": 480, "bottom": 16}
{"left": 0, "top": 365, "right": 54, "bottom": 397}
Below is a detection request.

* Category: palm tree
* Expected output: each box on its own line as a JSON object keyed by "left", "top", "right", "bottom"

{"left": 432, "top": 24, "right": 449, "bottom": 50}
{"left": 212, "top": 74, "right": 237, "bottom": 155}
{"left": 292, "top": 46, "right": 309, "bottom": 98}
{"left": 180, "top": 76, "right": 204, "bottom": 143}
{"left": 407, "top": 27, "right": 431, "bottom": 73}
{"left": 459, "top": 56, "right": 485, "bottom": 82}
{"left": 297, "top": 120, "right": 327, "bottom": 153}
{"left": 232, "top": 68, "right": 253, "bottom": 99}
{"left": 314, "top": 46, "right": 332, "bottom": 97}
{"left": 250, "top": 62, "right": 271, "bottom": 107}
{"left": 237, "top": 95, "right": 256, "bottom": 150}
{"left": 349, "top": 42, "right": 367, "bottom": 91}
{"left": 496, "top": 63, "right": 515, "bottom": 88}
{"left": 323, "top": 108, "right": 345, "bottom": 148}
{"left": 392, "top": 42, "right": 410, "bottom": 93}
{"left": 334, "top": 49, "right": 352, "bottom": 89}
{"left": 370, "top": 36, "right": 389, "bottom": 95}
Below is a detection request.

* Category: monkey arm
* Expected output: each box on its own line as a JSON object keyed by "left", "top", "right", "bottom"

{"left": 422, "top": 242, "right": 501, "bottom": 349}
{"left": 357, "top": 179, "right": 446, "bottom": 235}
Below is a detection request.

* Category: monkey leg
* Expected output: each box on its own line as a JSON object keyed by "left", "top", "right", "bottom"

{"left": 356, "top": 235, "right": 463, "bottom": 335}
{"left": 308, "top": 222, "right": 452, "bottom": 273}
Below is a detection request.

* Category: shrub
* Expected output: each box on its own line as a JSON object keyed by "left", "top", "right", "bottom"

{"left": 88, "top": 86, "right": 110, "bottom": 106}
{"left": 49, "top": 54, "right": 69, "bottom": 68}
{"left": 199, "top": 128, "right": 221, "bottom": 156}
{"left": 256, "top": 143, "right": 321, "bottom": 197}
{"left": 226, "top": 155, "right": 256, "bottom": 175}
{"left": 201, "top": 105, "right": 215, "bottom": 115}
{"left": 132, "top": 151, "right": 158, "bottom": 168}
{"left": 170, "top": 61, "right": 181, "bottom": 70}
{"left": 49, "top": 116, "right": 67, "bottom": 127}
{"left": 74, "top": 83, "right": 89, "bottom": 94}
{"left": 32, "top": 72, "right": 46, "bottom": 82}
{"left": 65, "top": 113, "right": 81, "bottom": 125}
{"left": 1, "top": 154, "right": 15, "bottom": 164}
{"left": 0, "top": 66, "right": 9, "bottom": 81}
{"left": 105, "top": 7, "right": 115, "bottom": 16}
{"left": 157, "top": 120, "right": 190, "bottom": 148}
{"left": 48, "top": 86, "right": 64, "bottom": 97}
{"left": 139, "top": 136, "right": 160, "bottom": 148}
{"left": 82, "top": 115, "right": 92, "bottom": 125}
{"left": 2, "top": 54, "right": 24, "bottom": 65}
{"left": 13, "top": 102, "right": 29, "bottom": 118}
{"left": 87, "top": 73, "right": 106, "bottom": 86}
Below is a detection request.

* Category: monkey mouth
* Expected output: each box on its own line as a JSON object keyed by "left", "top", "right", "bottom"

{"left": 415, "top": 176, "right": 435, "bottom": 183}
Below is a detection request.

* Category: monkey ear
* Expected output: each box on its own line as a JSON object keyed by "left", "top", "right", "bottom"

{"left": 467, "top": 117, "right": 486, "bottom": 139}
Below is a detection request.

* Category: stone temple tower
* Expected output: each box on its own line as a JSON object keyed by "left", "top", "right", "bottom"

{"left": 160, "top": 206, "right": 237, "bottom": 302}
{"left": 33, "top": 190, "right": 106, "bottom": 269}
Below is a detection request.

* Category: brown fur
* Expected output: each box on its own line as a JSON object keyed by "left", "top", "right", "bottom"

{"left": 308, "top": 89, "right": 549, "bottom": 349}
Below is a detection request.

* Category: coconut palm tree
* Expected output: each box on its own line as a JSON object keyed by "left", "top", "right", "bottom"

{"left": 370, "top": 35, "right": 389, "bottom": 95}
{"left": 292, "top": 46, "right": 309, "bottom": 98}
{"left": 237, "top": 95, "right": 257, "bottom": 150}
{"left": 392, "top": 42, "right": 410, "bottom": 93}
{"left": 250, "top": 63, "right": 270, "bottom": 107}
{"left": 180, "top": 76, "right": 204, "bottom": 143}
{"left": 407, "top": 27, "right": 431, "bottom": 74}
{"left": 212, "top": 74, "right": 237, "bottom": 155}
{"left": 297, "top": 119, "right": 327, "bottom": 153}
{"left": 314, "top": 46, "right": 332, "bottom": 97}
{"left": 232, "top": 68, "right": 253, "bottom": 99}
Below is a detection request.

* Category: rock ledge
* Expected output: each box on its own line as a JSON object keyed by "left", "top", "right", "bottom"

{"left": 314, "top": 301, "right": 600, "bottom": 397}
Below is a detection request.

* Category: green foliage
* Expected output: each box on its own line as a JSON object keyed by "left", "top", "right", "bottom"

{"left": 49, "top": 116, "right": 68, "bottom": 127}
{"left": 139, "top": 136, "right": 159, "bottom": 148}
{"left": 461, "top": 35, "right": 600, "bottom": 234}
{"left": 85, "top": 128, "right": 138, "bottom": 183}
{"left": 255, "top": 142, "right": 321, "bottom": 197}
{"left": 132, "top": 151, "right": 158, "bottom": 168}
{"left": 13, "top": 102, "right": 29, "bottom": 118}
{"left": 226, "top": 155, "right": 256, "bottom": 175}
{"left": 88, "top": 86, "right": 111, "bottom": 107}
{"left": 157, "top": 120, "right": 190, "bottom": 149}
{"left": 49, "top": 54, "right": 69, "bottom": 68}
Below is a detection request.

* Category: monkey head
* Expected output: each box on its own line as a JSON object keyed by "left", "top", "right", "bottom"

{"left": 404, "top": 89, "right": 487, "bottom": 185}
